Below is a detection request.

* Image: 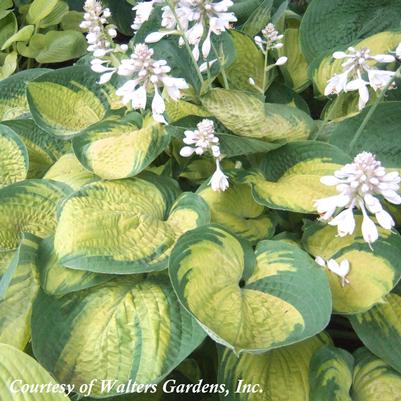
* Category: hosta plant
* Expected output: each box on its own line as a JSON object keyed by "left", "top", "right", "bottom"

{"left": 2, "top": 0, "right": 401, "bottom": 400}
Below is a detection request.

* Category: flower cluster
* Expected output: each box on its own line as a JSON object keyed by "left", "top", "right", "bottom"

{"left": 180, "top": 119, "right": 229, "bottom": 191}
{"left": 80, "top": 0, "right": 128, "bottom": 83}
{"left": 254, "top": 23, "right": 284, "bottom": 53}
{"left": 248, "top": 23, "right": 287, "bottom": 92}
{"left": 116, "top": 44, "right": 189, "bottom": 123}
{"left": 315, "top": 257, "right": 350, "bottom": 287}
{"left": 324, "top": 47, "right": 396, "bottom": 110}
{"left": 81, "top": 1, "right": 189, "bottom": 123}
{"left": 315, "top": 152, "right": 401, "bottom": 246}
{"left": 141, "top": 0, "right": 237, "bottom": 61}
{"left": 80, "top": 0, "right": 116, "bottom": 57}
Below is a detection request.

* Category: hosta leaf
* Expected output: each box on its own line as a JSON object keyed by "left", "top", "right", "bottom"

{"left": 31, "top": 275, "right": 206, "bottom": 398}
{"left": 44, "top": 153, "right": 98, "bottom": 190}
{"left": 54, "top": 174, "right": 210, "bottom": 274}
{"left": 27, "top": 0, "right": 58, "bottom": 24}
{"left": 224, "top": 30, "right": 265, "bottom": 92}
{"left": 38, "top": 236, "right": 113, "bottom": 296}
{"left": 218, "top": 334, "right": 331, "bottom": 401}
{"left": 241, "top": 0, "right": 273, "bottom": 37}
{"left": 0, "top": 68, "right": 49, "bottom": 120}
{"left": 0, "top": 343, "right": 70, "bottom": 401}
{"left": 352, "top": 348, "right": 401, "bottom": 401}
{"left": 31, "top": 30, "right": 87, "bottom": 63}
{"left": 2, "top": 119, "right": 70, "bottom": 178}
{"left": 0, "top": 124, "right": 28, "bottom": 188}
{"left": 144, "top": 36, "right": 203, "bottom": 95}
{"left": 197, "top": 180, "right": 275, "bottom": 243}
{"left": 165, "top": 99, "right": 211, "bottom": 123}
{"left": 299, "top": 0, "right": 401, "bottom": 62}
{"left": 311, "top": 32, "right": 401, "bottom": 96}
{"left": 201, "top": 89, "right": 314, "bottom": 142}
{"left": 302, "top": 219, "right": 401, "bottom": 314}
{"left": 1, "top": 25, "right": 34, "bottom": 50}
{"left": 0, "top": 179, "right": 70, "bottom": 250}
{"left": 0, "top": 50, "right": 17, "bottom": 80}
{"left": 169, "top": 225, "right": 331, "bottom": 352}
{"left": 0, "top": 12, "right": 17, "bottom": 49}
{"left": 0, "top": 0, "right": 13, "bottom": 11}
{"left": 278, "top": 28, "right": 310, "bottom": 92}
{"left": 72, "top": 118, "right": 171, "bottom": 180}
{"left": 27, "top": 66, "right": 113, "bottom": 137}
{"left": 309, "top": 346, "right": 354, "bottom": 401}
{"left": 40, "top": 1, "right": 70, "bottom": 28}
{"left": 328, "top": 102, "right": 401, "bottom": 162}
{"left": 231, "top": 0, "right": 265, "bottom": 24}
{"left": 349, "top": 289, "right": 401, "bottom": 375}
{"left": 240, "top": 141, "right": 351, "bottom": 213}
{"left": 0, "top": 234, "right": 40, "bottom": 349}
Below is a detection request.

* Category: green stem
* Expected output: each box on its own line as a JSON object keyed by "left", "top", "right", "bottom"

{"left": 348, "top": 65, "right": 401, "bottom": 152}
{"left": 211, "top": 41, "right": 229, "bottom": 89}
{"left": 262, "top": 49, "right": 268, "bottom": 93}
{"left": 167, "top": 2, "right": 204, "bottom": 85}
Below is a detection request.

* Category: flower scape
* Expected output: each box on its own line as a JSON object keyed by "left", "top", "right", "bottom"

{"left": 1, "top": 0, "right": 401, "bottom": 400}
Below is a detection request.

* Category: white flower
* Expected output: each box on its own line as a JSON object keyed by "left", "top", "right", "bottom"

{"left": 180, "top": 119, "right": 220, "bottom": 157}
{"left": 90, "top": 58, "right": 117, "bottom": 83}
{"left": 145, "top": 0, "right": 237, "bottom": 60}
{"left": 80, "top": 0, "right": 116, "bottom": 56}
{"left": 179, "top": 119, "right": 229, "bottom": 191}
{"left": 325, "top": 47, "right": 396, "bottom": 110}
{"left": 315, "top": 152, "right": 401, "bottom": 246}
{"left": 367, "top": 69, "right": 396, "bottom": 91}
{"left": 316, "top": 257, "right": 350, "bottom": 287}
{"left": 254, "top": 23, "right": 284, "bottom": 53}
{"left": 115, "top": 43, "right": 188, "bottom": 123}
{"left": 210, "top": 159, "right": 229, "bottom": 192}
{"left": 345, "top": 74, "right": 370, "bottom": 110}
{"left": 132, "top": 0, "right": 159, "bottom": 30}
{"left": 275, "top": 56, "right": 287, "bottom": 66}
{"left": 324, "top": 71, "right": 349, "bottom": 96}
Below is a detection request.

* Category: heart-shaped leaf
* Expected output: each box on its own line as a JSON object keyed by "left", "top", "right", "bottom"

{"left": 169, "top": 224, "right": 331, "bottom": 352}
{"left": 54, "top": 174, "right": 210, "bottom": 274}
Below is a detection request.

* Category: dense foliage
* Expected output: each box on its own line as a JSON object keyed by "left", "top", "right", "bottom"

{"left": 2, "top": 0, "right": 401, "bottom": 400}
